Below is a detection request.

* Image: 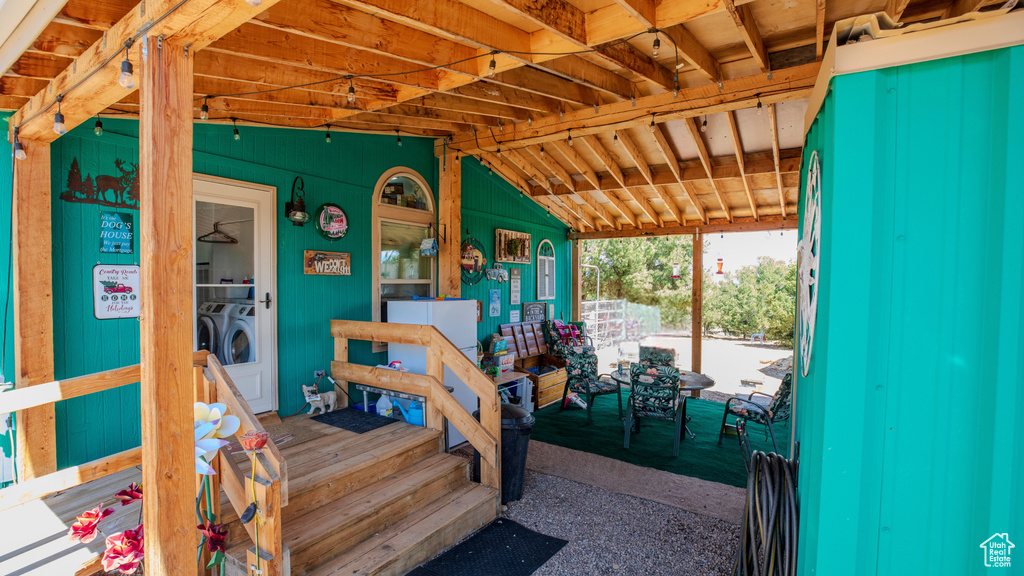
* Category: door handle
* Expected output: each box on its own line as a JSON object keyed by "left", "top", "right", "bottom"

{"left": 259, "top": 292, "right": 272, "bottom": 309}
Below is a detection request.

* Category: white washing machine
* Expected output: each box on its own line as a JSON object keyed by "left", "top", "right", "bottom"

{"left": 197, "top": 300, "right": 233, "bottom": 360}
{"left": 222, "top": 300, "right": 257, "bottom": 366}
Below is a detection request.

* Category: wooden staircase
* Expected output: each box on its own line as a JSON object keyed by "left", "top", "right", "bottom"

{"left": 223, "top": 416, "right": 498, "bottom": 576}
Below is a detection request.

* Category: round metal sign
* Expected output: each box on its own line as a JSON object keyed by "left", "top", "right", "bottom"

{"left": 460, "top": 237, "right": 487, "bottom": 285}
{"left": 314, "top": 203, "right": 348, "bottom": 241}
{"left": 798, "top": 151, "right": 822, "bottom": 377}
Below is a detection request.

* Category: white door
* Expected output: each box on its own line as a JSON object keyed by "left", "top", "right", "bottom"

{"left": 194, "top": 175, "right": 277, "bottom": 413}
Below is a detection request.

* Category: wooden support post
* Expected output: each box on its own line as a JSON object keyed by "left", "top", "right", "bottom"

{"left": 691, "top": 231, "right": 703, "bottom": 398}
{"left": 12, "top": 139, "right": 56, "bottom": 479}
{"left": 438, "top": 149, "right": 462, "bottom": 297}
{"left": 425, "top": 349, "right": 445, "bottom": 437}
{"left": 332, "top": 337, "right": 350, "bottom": 409}
{"left": 571, "top": 239, "right": 582, "bottom": 322}
{"left": 138, "top": 35, "right": 197, "bottom": 576}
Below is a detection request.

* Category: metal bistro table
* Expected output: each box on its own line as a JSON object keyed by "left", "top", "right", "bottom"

{"left": 614, "top": 369, "right": 715, "bottom": 439}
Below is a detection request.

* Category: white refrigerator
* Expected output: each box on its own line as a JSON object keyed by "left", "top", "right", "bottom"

{"left": 387, "top": 299, "right": 479, "bottom": 449}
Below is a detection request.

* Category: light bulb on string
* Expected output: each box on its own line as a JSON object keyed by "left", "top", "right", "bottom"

{"left": 700, "top": 116, "right": 707, "bottom": 133}
{"left": 487, "top": 53, "right": 497, "bottom": 78}
{"left": 652, "top": 34, "right": 661, "bottom": 58}
{"left": 13, "top": 140, "right": 26, "bottom": 161}
{"left": 53, "top": 96, "right": 66, "bottom": 136}
{"left": 325, "top": 125, "right": 331, "bottom": 144}
{"left": 94, "top": 118, "right": 103, "bottom": 136}
{"left": 200, "top": 98, "right": 209, "bottom": 121}
{"left": 613, "top": 133, "right": 619, "bottom": 146}
{"left": 757, "top": 94, "right": 763, "bottom": 115}
{"left": 496, "top": 144, "right": 502, "bottom": 157}
{"left": 396, "top": 130, "right": 402, "bottom": 147}
{"left": 118, "top": 47, "right": 134, "bottom": 89}
{"left": 567, "top": 130, "right": 573, "bottom": 147}
{"left": 649, "top": 116, "right": 656, "bottom": 133}
{"left": 539, "top": 145, "right": 544, "bottom": 158}
{"left": 673, "top": 73, "right": 679, "bottom": 98}
{"left": 347, "top": 78, "right": 356, "bottom": 104}
{"left": 232, "top": 118, "right": 240, "bottom": 141}
{"left": 455, "top": 155, "right": 460, "bottom": 165}
{"left": 245, "top": 0, "right": 262, "bottom": 6}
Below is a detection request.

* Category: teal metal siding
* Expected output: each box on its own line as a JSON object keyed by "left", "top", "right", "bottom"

{"left": 797, "top": 45, "right": 1024, "bottom": 575}
{"left": 459, "top": 157, "right": 572, "bottom": 344}
{"left": 0, "top": 112, "right": 14, "bottom": 385}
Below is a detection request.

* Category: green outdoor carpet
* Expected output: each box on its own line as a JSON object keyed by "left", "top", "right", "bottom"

{"left": 529, "top": 395, "right": 789, "bottom": 488}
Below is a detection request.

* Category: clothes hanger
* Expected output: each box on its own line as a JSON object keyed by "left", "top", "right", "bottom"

{"left": 197, "top": 221, "right": 240, "bottom": 244}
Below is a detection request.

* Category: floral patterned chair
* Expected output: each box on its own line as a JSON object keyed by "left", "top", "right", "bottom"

{"left": 717, "top": 372, "right": 793, "bottom": 453}
{"left": 542, "top": 321, "right": 621, "bottom": 425}
{"left": 639, "top": 345, "right": 676, "bottom": 368}
{"left": 624, "top": 362, "right": 684, "bottom": 457}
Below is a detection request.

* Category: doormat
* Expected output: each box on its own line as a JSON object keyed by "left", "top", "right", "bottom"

{"left": 408, "top": 519, "right": 567, "bottom": 576}
{"left": 311, "top": 408, "right": 395, "bottom": 434}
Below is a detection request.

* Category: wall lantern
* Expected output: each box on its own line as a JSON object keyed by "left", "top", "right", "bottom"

{"left": 716, "top": 258, "right": 725, "bottom": 275}
{"left": 286, "top": 176, "right": 311, "bottom": 226}
{"left": 671, "top": 263, "right": 681, "bottom": 279}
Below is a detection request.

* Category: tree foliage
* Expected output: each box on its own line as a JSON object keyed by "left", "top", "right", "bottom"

{"left": 582, "top": 238, "right": 796, "bottom": 343}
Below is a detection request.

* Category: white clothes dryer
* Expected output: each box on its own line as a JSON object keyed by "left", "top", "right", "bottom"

{"left": 222, "top": 300, "right": 257, "bottom": 365}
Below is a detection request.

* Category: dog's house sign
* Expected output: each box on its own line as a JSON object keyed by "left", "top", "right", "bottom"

{"left": 93, "top": 265, "right": 140, "bottom": 319}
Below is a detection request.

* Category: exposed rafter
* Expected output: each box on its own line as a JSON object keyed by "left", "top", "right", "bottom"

{"left": 588, "top": 133, "right": 662, "bottom": 226}
{"left": 479, "top": 151, "right": 582, "bottom": 230}
{"left": 660, "top": 26, "right": 722, "bottom": 84}
{"left": 767, "top": 103, "right": 787, "bottom": 219}
{"left": 614, "top": 129, "right": 680, "bottom": 224}
{"left": 725, "top": 111, "right": 759, "bottom": 220}
{"left": 547, "top": 140, "right": 623, "bottom": 230}
{"left": 522, "top": 145, "right": 619, "bottom": 230}
{"left": 723, "top": 0, "right": 769, "bottom": 73}
{"left": 650, "top": 124, "right": 708, "bottom": 224}
{"left": 816, "top": 0, "right": 827, "bottom": 60}
{"left": 683, "top": 117, "right": 733, "bottom": 222}
{"left": 885, "top": 0, "right": 912, "bottom": 21}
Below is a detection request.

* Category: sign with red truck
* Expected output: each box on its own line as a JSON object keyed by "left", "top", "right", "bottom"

{"left": 93, "top": 265, "right": 140, "bottom": 319}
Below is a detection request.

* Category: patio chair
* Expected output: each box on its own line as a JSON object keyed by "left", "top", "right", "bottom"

{"left": 542, "top": 321, "right": 621, "bottom": 425}
{"left": 624, "top": 362, "right": 684, "bottom": 457}
{"left": 639, "top": 345, "right": 675, "bottom": 368}
{"left": 717, "top": 372, "right": 792, "bottom": 453}
{"left": 750, "top": 330, "right": 766, "bottom": 344}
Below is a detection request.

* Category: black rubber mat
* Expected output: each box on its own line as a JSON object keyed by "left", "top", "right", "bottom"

{"left": 311, "top": 407, "right": 395, "bottom": 434}
{"left": 408, "top": 519, "right": 567, "bottom": 576}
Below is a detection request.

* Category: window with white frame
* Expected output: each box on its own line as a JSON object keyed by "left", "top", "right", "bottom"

{"left": 537, "top": 239, "right": 556, "bottom": 301}
{"left": 372, "top": 170, "right": 435, "bottom": 351}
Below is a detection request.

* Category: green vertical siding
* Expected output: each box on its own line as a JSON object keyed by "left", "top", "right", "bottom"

{"left": 0, "top": 112, "right": 14, "bottom": 385}
{"left": 796, "top": 45, "right": 1024, "bottom": 575}
{"left": 459, "top": 157, "right": 572, "bottom": 344}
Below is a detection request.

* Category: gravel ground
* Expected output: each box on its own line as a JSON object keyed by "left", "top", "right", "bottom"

{"left": 503, "top": 471, "right": 740, "bottom": 576}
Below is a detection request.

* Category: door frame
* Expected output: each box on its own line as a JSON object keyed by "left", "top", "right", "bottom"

{"left": 193, "top": 173, "right": 278, "bottom": 412}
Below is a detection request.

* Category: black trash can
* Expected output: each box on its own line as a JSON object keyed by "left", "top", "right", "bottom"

{"left": 473, "top": 403, "right": 535, "bottom": 504}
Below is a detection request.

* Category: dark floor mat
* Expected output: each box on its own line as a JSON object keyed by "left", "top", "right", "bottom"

{"left": 311, "top": 407, "right": 395, "bottom": 434}
{"left": 409, "top": 519, "right": 567, "bottom": 576}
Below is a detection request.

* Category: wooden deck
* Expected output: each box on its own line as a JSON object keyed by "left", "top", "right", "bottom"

{"left": 0, "top": 413, "right": 496, "bottom": 576}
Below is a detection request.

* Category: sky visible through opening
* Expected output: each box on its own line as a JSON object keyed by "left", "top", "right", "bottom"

{"left": 706, "top": 230, "right": 797, "bottom": 273}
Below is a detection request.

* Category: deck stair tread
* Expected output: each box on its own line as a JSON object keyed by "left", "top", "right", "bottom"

{"left": 303, "top": 483, "right": 498, "bottom": 576}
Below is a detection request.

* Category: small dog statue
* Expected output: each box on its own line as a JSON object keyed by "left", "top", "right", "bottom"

{"left": 302, "top": 383, "right": 336, "bottom": 415}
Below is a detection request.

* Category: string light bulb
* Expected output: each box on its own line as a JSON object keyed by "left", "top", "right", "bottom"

{"left": 496, "top": 144, "right": 502, "bottom": 157}
{"left": 487, "top": 53, "right": 497, "bottom": 78}
{"left": 13, "top": 139, "right": 26, "bottom": 161}
{"left": 649, "top": 116, "right": 656, "bottom": 133}
{"left": 652, "top": 34, "right": 661, "bottom": 58}
{"left": 756, "top": 94, "right": 763, "bottom": 115}
{"left": 245, "top": 0, "right": 262, "bottom": 6}
{"left": 613, "top": 133, "right": 619, "bottom": 146}
{"left": 118, "top": 47, "right": 134, "bottom": 89}
{"left": 325, "top": 125, "right": 331, "bottom": 144}
{"left": 347, "top": 78, "right": 356, "bottom": 104}
{"left": 232, "top": 118, "right": 240, "bottom": 141}
{"left": 396, "top": 130, "right": 402, "bottom": 147}
{"left": 527, "top": 117, "right": 532, "bottom": 127}
{"left": 539, "top": 145, "right": 545, "bottom": 158}
{"left": 701, "top": 116, "right": 707, "bottom": 133}
{"left": 673, "top": 73, "right": 679, "bottom": 98}
{"left": 53, "top": 96, "right": 66, "bottom": 136}
{"left": 200, "top": 98, "right": 209, "bottom": 121}
{"left": 567, "top": 130, "right": 573, "bottom": 147}
{"left": 454, "top": 155, "right": 460, "bottom": 165}
{"left": 94, "top": 118, "right": 103, "bottom": 136}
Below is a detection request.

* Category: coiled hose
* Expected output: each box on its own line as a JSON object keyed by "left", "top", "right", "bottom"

{"left": 733, "top": 423, "right": 799, "bottom": 576}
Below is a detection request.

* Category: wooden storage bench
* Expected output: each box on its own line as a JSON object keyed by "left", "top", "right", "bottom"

{"left": 499, "top": 321, "right": 567, "bottom": 410}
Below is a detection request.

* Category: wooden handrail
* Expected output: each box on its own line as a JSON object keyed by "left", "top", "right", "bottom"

{"left": 0, "top": 446, "right": 142, "bottom": 513}
{"left": 331, "top": 319, "right": 503, "bottom": 494}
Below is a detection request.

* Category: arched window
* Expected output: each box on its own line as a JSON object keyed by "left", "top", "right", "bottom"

{"left": 537, "top": 239, "right": 556, "bottom": 301}
{"left": 372, "top": 169, "right": 435, "bottom": 349}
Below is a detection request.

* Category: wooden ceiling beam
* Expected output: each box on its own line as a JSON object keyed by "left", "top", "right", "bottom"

{"left": 0, "top": 95, "right": 28, "bottom": 110}
{"left": 504, "top": 148, "right": 599, "bottom": 230}
{"left": 446, "top": 82, "right": 563, "bottom": 115}
{"left": 521, "top": 144, "right": 621, "bottom": 230}
{"left": 24, "top": 22, "right": 103, "bottom": 59}
{"left": 660, "top": 26, "right": 722, "bottom": 85}
{"left": 942, "top": 0, "right": 989, "bottom": 19}
{"left": 815, "top": 0, "right": 827, "bottom": 61}
{"left": 536, "top": 56, "right": 637, "bottom": 101}
{"left": 194, "top": 77, "right": 362, "bottom": 110}
{"left": 614, "top": 129, "right": 675, "bottom": 224}
{"left": 575, "top": 214, "right": 797, "bottom": 240}
{"left": 723, "top": 0, "right": 769, "bottom": 73}
{"left": 612, "top": 0, "right": 656, "bottom": 29}
{"left": 443, "top": 62, "right": 819, "bottom": 155}
{"left": 549, "top": 140, "right": 626, "bottom": 229}
{"left": 885, "top": 0, "right": 913, "bottom": 21}
{"left": 684, "top": 116, "right": 733, "bottom": 222}
{"left": 725, "top": 110, "right": 759, "bottom": 220}
{"left": 590, "top": 132, "right": 661, "bottom": 226}
{"left": 383, "top": 104, "right": 499, "bottom": 128}
{"left": 410, "top": 93, "right": 529, "bottom": 122}
{"left": 0, "top": 76, "right": 49, "bottom": 98}
{"left": 6, "top": 53, "right": 72, "bottom": 79}
{"left": 586, "top": 0, "right": 758, "bottom": 46}
{"left": 11, "top": 0, "right": 286, "bottom": 142}
{"left": 54, "top": 0, "right": 136, "bottom": 31}
{"left": 767, "top": 103, "right": 787, "bottom": 219}
{"left": 591, "top": 42, "right": 676, "bottom": 92}
{"left": 650, "top": 124, "right": 708, "bottom": 223}
{"left": 346, "top": 110, "right": 469, "bottom": 132}
{"left": 490, "top": 66, "right": 601, "bottom": 107}
{"left": 479, "top": 151, "right": 582, "bottom": 230}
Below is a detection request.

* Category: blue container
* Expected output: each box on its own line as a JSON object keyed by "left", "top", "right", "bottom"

{"left": 353, "top": 401, "right": 376, "bottom": 413}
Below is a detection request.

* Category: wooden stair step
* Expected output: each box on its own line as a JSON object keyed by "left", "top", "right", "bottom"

{"left": 304, "top": 483, "right": 498, "bottom": 576}
{"left": 226, "top": 452, "right": 470, "bottom": 574}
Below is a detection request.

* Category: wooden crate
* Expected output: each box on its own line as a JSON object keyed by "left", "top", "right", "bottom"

{"left": 516, "top": 354, "right": 566, "bottom": 410}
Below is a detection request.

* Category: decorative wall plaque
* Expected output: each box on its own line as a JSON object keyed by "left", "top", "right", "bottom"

{"left": 495, "top": 229, "right": 531, "bottom": 263}
{"left": 99, "top": 212, "right": 133, "bottom": 254}
{"left": 62, "top": 158, "right": 139, "bottom": 210}
{"left": 314, "top": 203, "right": 348, "bottom": 241}
{"left": 303, "top": 250, "right": 351, "bottom": 275}
{"left": 93, "top": 265, "right": 140, "bottom": 319}
{"left": 798, "top": 151, "right": 822, "bottom": 377}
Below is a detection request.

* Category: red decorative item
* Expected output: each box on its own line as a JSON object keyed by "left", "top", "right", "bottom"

{"left": 101, "top": 525, "right": 144, "bottom": 574}
{"left": 716, "top": 258, "right": 725, "bottom": 275}
{"left": 239, "top": 430, "right": 270, "bottom": 452}
{"left": 68, "top": 505, "right": 114, "bottom": 543}
{"left": 198, "top": 522, "right": 228, "bottom": 553}
{"left": 114, "top": 483, "right": 143, "bottom": 506}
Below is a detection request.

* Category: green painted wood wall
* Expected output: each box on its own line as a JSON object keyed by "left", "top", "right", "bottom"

{"left": 459, "top": 157, "right": 572, "bottom": 344}
{"left": 796, "top": 45, "right": 1024, "bottom": 575}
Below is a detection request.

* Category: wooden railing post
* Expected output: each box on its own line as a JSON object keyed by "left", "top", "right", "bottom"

{"left": 247, "top": 453, "right": 283, "bottom": 576}
{"left": 332, "top": 337, "right": 349, "bottom": 409}
{"left": 195, "top": 366, "right": 220, "bottom": 575}
{"left": 425, "top": 343, "right": 445, "bottom": 436}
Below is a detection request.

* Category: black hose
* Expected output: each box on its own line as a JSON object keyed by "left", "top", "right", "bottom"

{"left": 733, "top": 448, "right": 799, "bottom": 576}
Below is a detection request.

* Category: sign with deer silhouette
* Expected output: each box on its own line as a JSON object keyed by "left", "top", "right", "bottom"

{"left": 62, "top": 158, "right": 139, "bottom": 210}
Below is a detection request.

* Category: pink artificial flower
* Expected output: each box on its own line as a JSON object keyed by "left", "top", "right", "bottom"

{"left": 198, "top": 522, "right": 228, "bottom": 553}
{"left": 239, "top": 430, "right": 270, "bottom": 453}
{"left": 68, "top": 505, "right": 114, "bottom": 543}
{"left": 102, "top": 525, "right": 145, "bottom": 575}
{"left": 114, "top": 483, "right": 143, "bottom": 506}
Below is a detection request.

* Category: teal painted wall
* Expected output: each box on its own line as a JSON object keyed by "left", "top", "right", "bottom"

{"left": 459, "top": 157, "right": 572, "bottom": 344}
{"left": 0, "top": 112, "right": 14, "bottom": 385}
{"left": 796, "top": 45, "right": 1024, "bottom": 575}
